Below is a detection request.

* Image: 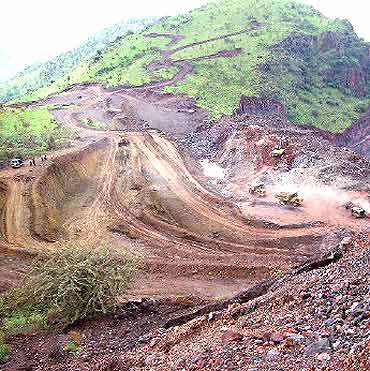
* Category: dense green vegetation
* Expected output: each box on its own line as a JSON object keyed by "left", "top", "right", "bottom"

{"left": 156, "top": 0, "right": 370, "bottom": 130}
{"left": 0, "top": 107, "right": 74, "bottom": 160}
{"left": 0, "top": 17, "right": 157, "bottom": 103}
{"left": 2, "top": 0, "right": 370, "bottom": 132}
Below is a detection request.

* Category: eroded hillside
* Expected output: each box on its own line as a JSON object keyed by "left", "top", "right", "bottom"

{"left": 0, "top": 1, "right": 369, "bottom": 369}
{"left": 0, "top": 71, "right": 369, "bottom": 368}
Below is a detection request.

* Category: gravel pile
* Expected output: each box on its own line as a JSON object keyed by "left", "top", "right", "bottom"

{"left": 92, "top": 234, "right": 369, "bottom": 370}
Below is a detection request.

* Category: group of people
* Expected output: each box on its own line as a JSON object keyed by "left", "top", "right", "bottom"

{"left": 29, "top": 155, "right": 48, "bottom": 167}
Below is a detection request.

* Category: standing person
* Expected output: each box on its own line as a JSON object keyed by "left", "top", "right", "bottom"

{"left": 32, "top": 158, "right": 36, "bottom": 166}
{"left": 30, "top": 160, "right": 33, "bottom": 166}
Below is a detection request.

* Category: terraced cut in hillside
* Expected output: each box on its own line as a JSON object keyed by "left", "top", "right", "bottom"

{"left": 4, "top": 0, "right": 370, "bottom": 135}
{"left": 0, "top": 75, "right": 369, "bottom": 370}
{"left": 1, "top": 75, "right": 369, "bottom": 299}
{"left": 0, "top": 1, "right": 370, "bottom": 369}
{"left": 0, "top": 123, "right": 324, "bottom": 298}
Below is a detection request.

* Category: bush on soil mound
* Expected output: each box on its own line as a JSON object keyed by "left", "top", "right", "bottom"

{"left": 0, "top": 247, "right": 137, "bottom": 328}
{"left": 0, "top": 331, "right": 10, "bottom": 363}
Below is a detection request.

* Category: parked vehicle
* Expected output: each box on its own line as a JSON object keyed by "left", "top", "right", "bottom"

{"left": 10, "top": 158, "right": 24, "bottom": 169}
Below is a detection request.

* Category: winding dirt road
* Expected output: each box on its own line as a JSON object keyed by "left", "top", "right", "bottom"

{"left": 1, "top": 29, "right": 368, "bottom": 299}
{"left": 0, "top": 97, "right": 339, "bottom": 298}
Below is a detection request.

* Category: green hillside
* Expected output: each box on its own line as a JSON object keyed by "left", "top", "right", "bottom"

{"left": 0, "top": 17, "right": 157, "bottom": 104}
{"left": 0, "top": 107, "right": 74, "bottom": 160}
{"left": 3, "top": 0, "right": 370, "bottom": 132}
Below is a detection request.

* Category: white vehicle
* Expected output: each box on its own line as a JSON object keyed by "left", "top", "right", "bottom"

{"left": 10, "top": 158, "right": 24, "bottom": 169}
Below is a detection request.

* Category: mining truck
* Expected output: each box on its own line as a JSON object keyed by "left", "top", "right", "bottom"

{"left": 276, "top": 192, "right": 303, "bottom": 207}
{"left": 249, "top": 182, "right": 266, "bottom": 197}
{"left": 344, "top": 202, "right": 367, "bottom": 219}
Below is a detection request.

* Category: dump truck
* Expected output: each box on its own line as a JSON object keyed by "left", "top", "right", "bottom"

{"left": 276, "top": 192, "right": 303, "bottom": 207}
{"left": 344, "top": 202, "right": 367, "bottom": 219}
{"left": 271, "top": 147, "right": 285, "bottom": 158}
{"left": 249, "top": 182, "right": 266, "bottom": 197}
{"left": 118, "top": 138, "right": 130, "bottom": 147}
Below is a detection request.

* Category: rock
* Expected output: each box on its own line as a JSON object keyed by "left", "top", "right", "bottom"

{"left": 304, "top": 338, "right": 331, "bottom": 355}
{"left": 234, "top": 96, "right": 287, "bottom": 118}
{"left": 266, "top": 348, "right": 280, "bottom": 361}
{"left": 316, "top": 353, "right": 331, "bottom": 362}
{"left": 332, "top": 340, "right": 342, "bottom": 350}
{"left": 259, "top": 331, "right": 272, "bottom": 342}
{"left": 150, "top": 338, "right": 159, "bottom": 348}
{"left": 340, "top": 237, "right": 353, "bottom": 247}
{"left": 270, "top": 332, "right": 285, "bottom": 344}
{"left": 285, "top": 333, "right": 305, "bottom": 345}
{"left": 350, "top": 302, "right": 365, "bottom": 317}
{"left": 227, "top": 303, "right": 243, "bottom": 318}
{"left": 221, "top": 330, "right": 244, "bottom": 344}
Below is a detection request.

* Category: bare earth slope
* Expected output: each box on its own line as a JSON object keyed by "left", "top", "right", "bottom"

{"left": 0, "top": 31, "right": 369, "bottom": 371}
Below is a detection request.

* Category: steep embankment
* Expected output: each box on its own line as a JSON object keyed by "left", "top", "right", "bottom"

{"left": 0, "top": 139, "right": 111, "bottom": 247}
{"left": 337, "top": 107, "right": 370, "bottom": 157}
{"left": 0, "top": 180, "right": 8, "bottom": 239}
{"left": 31, "top": 138, "right": 109, "bottom": 242}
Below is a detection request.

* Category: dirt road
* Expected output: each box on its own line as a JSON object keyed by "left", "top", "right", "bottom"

{"left": 0, "top": 107, "right": 341, "bottom": 299}
{"left": 1, "top": 28, "right": 368, "bottom": 300}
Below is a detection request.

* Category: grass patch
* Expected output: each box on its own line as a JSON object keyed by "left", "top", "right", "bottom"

{"left": 0, "top": 107, "right": 75, "bottom": 160}
{"left": 65, "top": 340, "right": 81, "bottom": 354}
{"left": 0, "top": 343, "right": 10, "bottom": 364}
{"left": 3, "top": 311, "right": 48, "bottom": 333}
{"left": 76, "top": 34, "right": 171, "bottom": 87}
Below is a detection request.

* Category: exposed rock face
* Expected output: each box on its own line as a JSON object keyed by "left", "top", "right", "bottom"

{"left": 277, "top": 31, "right": 370, "bottom": 97}
{"left": 323, "top": 49, "right": 370, "bottom": 97}
{"left": 338, "top": 66, "right": 367, "bottom": 97}
{"left": 279, "top": 31, "right": 341, "bottom": 55}
{"left": 234, "top": 96, "right": 287, "bottom": 118}
{"left": 338, "top": 108, "right": 370, "bottom": 158}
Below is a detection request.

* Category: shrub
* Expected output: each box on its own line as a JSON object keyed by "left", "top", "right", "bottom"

{"left": 0, "top": 332, "right": 10, "bottom": 363}
{"left": 0, "top": 247, "right": 136, "bottom": 327}
{"left": 0, "top": 343, "right": 10, "bottom": 363}
{"left": 65, "top": 340, "right": 80, "bottom": 354}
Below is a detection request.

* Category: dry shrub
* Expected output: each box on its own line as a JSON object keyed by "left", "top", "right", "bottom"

{"left": 1, "top": 247, "right": 137, "bottom": 327}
